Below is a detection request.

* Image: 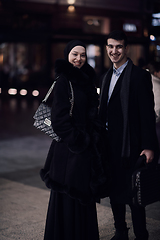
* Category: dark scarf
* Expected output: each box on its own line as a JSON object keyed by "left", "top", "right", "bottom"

{"left": 120, "top": 58, "right": 133, "bottom": 158}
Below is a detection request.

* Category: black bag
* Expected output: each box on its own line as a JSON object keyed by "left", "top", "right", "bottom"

{"left": 33, "top": 77, "right": 74, "bottom": 141}
{"left": 132, "top": 155, "right": 160, "bottom": 207}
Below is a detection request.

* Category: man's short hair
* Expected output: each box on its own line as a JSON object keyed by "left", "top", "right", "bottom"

{"left": 107, "top": 30, "right": 128, "bottom": 47}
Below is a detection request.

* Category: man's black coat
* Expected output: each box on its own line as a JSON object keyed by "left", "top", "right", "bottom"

{"left": 99, "top": 59, "right": 159, "bottom": 203}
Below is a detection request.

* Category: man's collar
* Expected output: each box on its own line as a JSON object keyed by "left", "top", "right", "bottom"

{"left": 113, "top": 60, "right": 129, "bottom": 76}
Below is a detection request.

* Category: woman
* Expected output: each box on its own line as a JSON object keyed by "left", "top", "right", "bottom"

{"left": 40, "top": 40, "right": 109, "bottom": 240}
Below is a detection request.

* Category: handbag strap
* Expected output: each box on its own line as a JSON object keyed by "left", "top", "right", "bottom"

{"left": 42, "top": 76, "right": 74, "bottom": 117}
{"left": 69, "top": 81, "right": 74, "bottom": 117}
{"left": 42, "top": 76, "right": 59, "bottom": 103}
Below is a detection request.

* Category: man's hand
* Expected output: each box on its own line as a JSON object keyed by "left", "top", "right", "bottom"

{"left": 140, "top": 149, "right": 154, "bottom": 163}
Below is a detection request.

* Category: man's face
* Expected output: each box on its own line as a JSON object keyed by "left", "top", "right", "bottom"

{"left": 106, "top": 38, "right": 128, "bottom": 68}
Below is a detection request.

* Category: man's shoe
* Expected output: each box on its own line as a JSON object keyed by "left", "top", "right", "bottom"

{"left": 134, "top": 230, "right": 149, "bottom": 240}
{"left": 110, "top": 228, "right": 129, "bottom": 240}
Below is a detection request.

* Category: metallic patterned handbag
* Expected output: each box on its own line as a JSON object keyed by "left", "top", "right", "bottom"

{"left": 33, "top": 77, "right": 74, "bottom": 141}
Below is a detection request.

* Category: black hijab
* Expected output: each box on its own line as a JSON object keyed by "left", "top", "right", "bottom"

{"left": 64, "top": 40, "right": 87, "bottom": 61}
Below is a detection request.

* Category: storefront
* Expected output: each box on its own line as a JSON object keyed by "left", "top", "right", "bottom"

{"left": 0, "top": 0, "right": 153, "bottom": 99}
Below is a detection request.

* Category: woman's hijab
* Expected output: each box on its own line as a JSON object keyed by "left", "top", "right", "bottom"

{"left": 64, "top": 40, "right": 86, "bottom": 61}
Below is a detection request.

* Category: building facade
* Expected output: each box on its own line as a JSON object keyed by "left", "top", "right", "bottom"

{"left": 0, "top": 0, "right": 157, "bottom": 98}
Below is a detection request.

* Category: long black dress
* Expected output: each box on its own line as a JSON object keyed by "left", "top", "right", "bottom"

{"left": 41, "top": 59, "right": 104, "bottom": 240}
{"left": 44, "top": 191, "right": 99, "bottom": 240}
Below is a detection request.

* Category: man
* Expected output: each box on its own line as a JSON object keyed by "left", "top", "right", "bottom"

{"left": 99, "top": 30, "right": 159, "bottom": 240}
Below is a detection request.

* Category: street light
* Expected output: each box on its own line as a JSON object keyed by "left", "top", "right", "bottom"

{"left": 67, "top": 0, "right": 75, "bottom": 12}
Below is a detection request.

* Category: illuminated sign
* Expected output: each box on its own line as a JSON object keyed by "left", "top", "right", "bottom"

{"left": 123, "top": 23, "right": 137, "bottom": 32}
{"left": 152, "top": 13, "right": 160, "bottom": 26}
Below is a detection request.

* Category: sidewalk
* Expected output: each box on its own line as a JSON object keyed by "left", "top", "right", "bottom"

{"left": 0, "top": 177, "right": 160, "bottom": 240}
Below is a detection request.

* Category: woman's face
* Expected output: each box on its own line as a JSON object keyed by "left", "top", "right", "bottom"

{"left": 68, "top": 46, "right": 86, "bottom": 69}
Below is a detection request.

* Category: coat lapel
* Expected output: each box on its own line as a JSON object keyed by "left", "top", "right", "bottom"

{"left": 100, "top": 68, "right": 112, "bottom": 104}
{"left": 99, "top": 68, "right": 112, "bottom": 123}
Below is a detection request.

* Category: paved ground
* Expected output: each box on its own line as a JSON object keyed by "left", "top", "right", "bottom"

{"left": 0, "top": 98, "right": 160, "bottom": 239}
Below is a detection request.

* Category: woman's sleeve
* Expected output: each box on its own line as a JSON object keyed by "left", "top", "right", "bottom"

{"left": 51, "top": 76, "right": 90, "bottom": 153}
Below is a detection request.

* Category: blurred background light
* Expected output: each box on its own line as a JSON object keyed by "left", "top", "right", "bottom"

{"left": 150, "top": 35, "right": 156, "bottom": 41}
{"left": 97, "top": 88, "right": 100, "bottom": 95}
{"left": 20, "top": 89, "right": 27, "bottom": 96}
{"left": 0, "top": 54, "right": 3, "bottom": 65}
{"left": 32, "top": 90, "right": 39, "bottom": 97}
{"left": 152, "top": 13, "right": 160, "bottom": 18}
{"left": 123, "top": 23, "right": 137, "bottom": 32}
{"left": 8, "top": 88, "right": 17, "bottom": 95}
{"left": 67, "top": 0, "right": 75, "bottom": 4}
{"left": 157, "top": 45, "right": 160, "bottom": 51}
{"left": 68, "top": 5, "right": 75, "bottom": 12}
